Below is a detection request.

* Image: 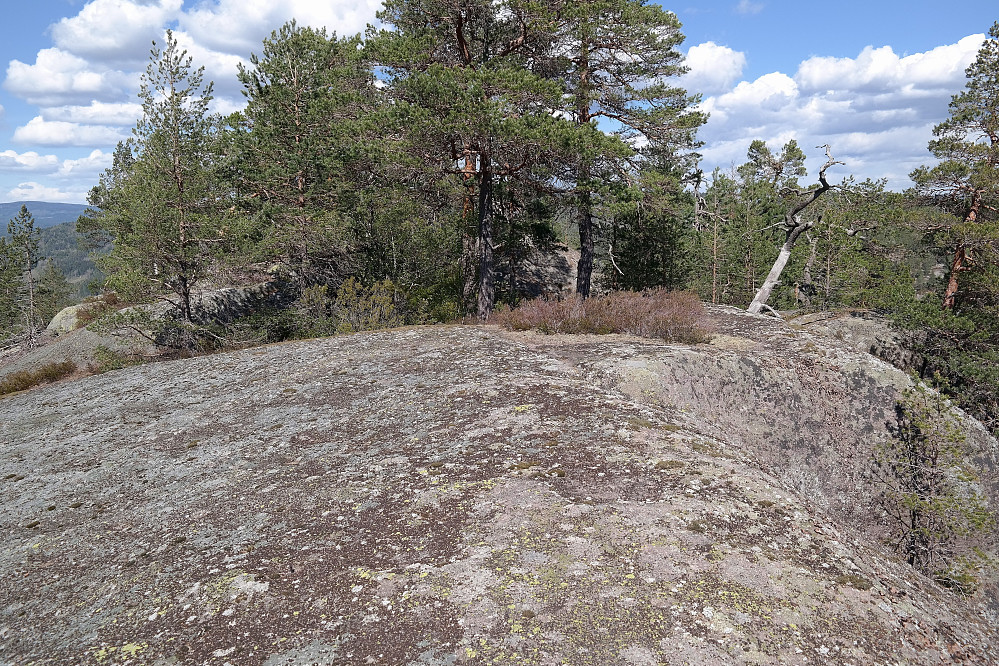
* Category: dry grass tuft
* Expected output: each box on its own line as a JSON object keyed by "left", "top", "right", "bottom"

{"left": 493, "top": 289, "right": 713, "bottom": 343}
{"left": 0, "top": 360, "right": 77, "bottom": 396}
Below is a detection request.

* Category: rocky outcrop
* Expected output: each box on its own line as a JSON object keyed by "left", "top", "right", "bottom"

{"left": 0, "top": 308, "right": 996, "bottom": 665}
{"left": 789, "top": 309, "right": 924, "bottom": 374}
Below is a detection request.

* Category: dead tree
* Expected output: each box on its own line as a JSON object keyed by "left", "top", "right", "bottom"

{"left": 747, "top": 146, "right": 843, "bottom": 315}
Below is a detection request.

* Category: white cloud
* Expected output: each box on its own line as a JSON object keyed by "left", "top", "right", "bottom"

{"left": 702, "top": 71, "right": 798, "bottom": 126}
{"left": 51, "top": 0, "right": 184, "bottom": 66}
{"left": 6, "top": 181, "right": 90, "bottom": 204}
{"left": 684, "top": 42, "right": 747, "bottom": 95}
{"left": 695, "top": 34, "right": 984, "bottom": 190}
{"left": 0, "top": 150, "right": 60, "bottom": 172}
{"left": 177, "top": 0, "right": 382, "bottom": 55}
{"left": 56, "top": 149, "right": 114, "bottom": 179}
{"left": 12, "top": 116, "right": 130, "bottom": 147}
{"left": 795, "top": 35, "right": 982, "bottom": 94}
{"left": 42, "top": 102, "right": 143, "bottom": 127}
{"left": 210, "top": 97, "right": 247, "bottom": 117}
{"left": 4, "top": 48, "right": 135, "bottom": 106}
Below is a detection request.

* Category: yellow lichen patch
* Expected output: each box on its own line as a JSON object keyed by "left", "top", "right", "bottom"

{"left": 91, "top": 642, "right": 148, "bottom": 663}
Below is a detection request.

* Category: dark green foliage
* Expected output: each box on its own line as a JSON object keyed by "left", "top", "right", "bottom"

{"left": 606, "top": 200, "right": 695, "bottom": 293}
{"left": 372, "top": 0, "right": 620, "bottom": 317}
{"left": 292, "top": 279, "right": 404, "bottom": 337}
{"left": 88, "top": 345, "right": 141, "bottom": 374}
{"left": 36, "top": 222, "right": 103, "bottom": 298}
{"left": 874, "top": 384, "right": 996, "bottom": 593}
{"left": 0, "top": 237, "right": 20, "bottom": 335}
{"left": 80, "top": 33, "right": 231, "bottom": 332}
{"left": 909, "top": 22, "right": 999, "bottom": 310}
{"left": 553, "top": 0, "right": 705, "bottom": 297}
{"left": 35, "top": 261, "right": 74, "bottom": 326}
{"left": 229, "top": 22, "right": 374, "bottom": 286}
{"left": 892, "top": 24, "right": 999, "bottom": 437}
{"left": 1, "top": 205, "right": 44, "bottom": 344}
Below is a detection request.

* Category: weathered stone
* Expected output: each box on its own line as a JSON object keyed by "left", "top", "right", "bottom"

{"left": 44, "top": 303, "right": 86, "bottom": 336}
{"left": 0, "top": 307, "right": 995, "bottom": 665}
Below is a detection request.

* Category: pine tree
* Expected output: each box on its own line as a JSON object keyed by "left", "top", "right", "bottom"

{"left": 231, "top": 22, "right": 374, "bottom": 286}
{"left": 0, "top": 236, "right": 21, "bottom": 338}
{"left": 910, "top": 22, "right": 999, "bottom": 310}
{"left": 83, "top": 31, "right": 229, "bottom": 328}
{"left": 5, "top": 205, "right": 43, "bottom": 345}
{"left": 553, "top": 0, "right": 705, "bottom": 297}
{"left": 373, "top": 0, "right": 587, "bottom": 318}
{"left": 35, "top": 261, "right": 74, "bottom": 326}
{"left": 874, "top": 384, "right": 996, "bottom": 592}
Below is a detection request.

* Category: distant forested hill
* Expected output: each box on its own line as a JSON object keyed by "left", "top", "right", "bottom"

{"left": 0, "top": 202, "right": 101, "bottom": 297}
{"left": 0, "top": 201, "right": 88, "bottom": 231}
{"left": 37, "top": 221, "right": 104, "bottom": 297}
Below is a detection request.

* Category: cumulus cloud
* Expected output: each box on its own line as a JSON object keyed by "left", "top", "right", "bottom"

{"left": 51, "top": 0, "right": 184, "bottom": 66}
{"left": 684, "top": 42, "right": 747, "bottom": 95}
{"left": 6, "top": 181, "right": 91, "bottom": 204}
{"left": 0, "top": 150, "right": 60, "bottom": 172}
{"left": 796, "top": 35, "right": 981, "bottom": 95}
{"left": 56, "top": 149, "right": 114, "bottom": 178}
{"left": 4, "top": 48, "right": 135, "bottom": 106}
{"left": 695, "top": 34, "right": 984, "bottom": 190}
{"left": 177, "top": 0, "right": 383, "bottom": 55}
{"left": 42, "top": 102, "right": 143, "bottom": 127}
{"left": 12, "top": 116, "right": 130, "bottom": 147}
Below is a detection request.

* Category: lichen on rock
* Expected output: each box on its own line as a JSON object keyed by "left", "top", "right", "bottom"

{"left": 0, "top": 308, "right": 995, "bottom": 664}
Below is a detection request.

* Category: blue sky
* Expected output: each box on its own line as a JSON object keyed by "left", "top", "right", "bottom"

{"left": 0, "top": 0, "right": 996, "bottom": 203}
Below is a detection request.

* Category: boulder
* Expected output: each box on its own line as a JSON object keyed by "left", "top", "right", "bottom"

{"left": 44, "top": 303, "right": 86, "bottom": 336}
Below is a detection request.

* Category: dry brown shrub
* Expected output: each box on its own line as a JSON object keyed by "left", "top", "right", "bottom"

{"left": 0, "top": 361, "right": 77, "bottom": 396}
{"left": 493, "top": 289, "right": 713, "bottom": 343}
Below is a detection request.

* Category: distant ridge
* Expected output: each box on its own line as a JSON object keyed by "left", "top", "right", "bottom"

{"left": 0, "top": 201, "right": 89, "bottom": 231}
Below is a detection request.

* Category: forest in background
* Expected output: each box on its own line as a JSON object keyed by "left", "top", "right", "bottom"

{"left": 1, "top": 2, "right": 997, "bottom": 439}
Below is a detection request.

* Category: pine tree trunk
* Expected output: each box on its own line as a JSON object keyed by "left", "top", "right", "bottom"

{"left": 942, "top": 245, "right": 967, "bottom": 310}
{"left": 23, "top": 245, "right": 38, "bottom": 347}
{"left": 576, "top": 195, "right": 594, "bottom": 298}
{"left": 460, "top": 156, "right": 478, "bottom": 314}
{"left": 942, "top": 192, "right": 980, "bottom": 310}
{"left": 477, "top": 171, "right": 495, "bottom": 320}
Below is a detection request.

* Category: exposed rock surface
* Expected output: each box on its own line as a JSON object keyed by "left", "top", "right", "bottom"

{"left": 787, "top": 310, "right": 924, "bottom": 374}
{"left": 0, "top": 326, "right": 156, "bottom": 381}
{"left": 1, "top": 307, "right": 996, "bottom": 665}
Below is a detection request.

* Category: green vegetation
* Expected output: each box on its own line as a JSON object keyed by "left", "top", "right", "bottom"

{"left": 47, "top": 7, "right": 996, "bottom": 449}
{"left": 0, "top": 205, "right": 73, "bottom": 347}
{"left": 873, "top": 385, "right": 996, "bottom": 593}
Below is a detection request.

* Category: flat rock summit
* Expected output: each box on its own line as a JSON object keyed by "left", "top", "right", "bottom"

{"left": 1, "top": 307, "right": 997, "bottom": 665}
